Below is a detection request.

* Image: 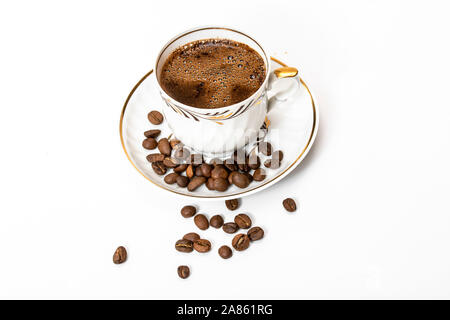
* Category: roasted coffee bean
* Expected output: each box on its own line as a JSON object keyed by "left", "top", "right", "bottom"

{"left": 175, "top": 239, "right": 193, "bottom": 253}
{"left": 181, "top": 205, "right": 196, "bottom": 218}
{"left": 193, "top": 239, "right": 211, "bottom": 253}
{"left": 253, "top": 168, "right": 266, "bottom": 181}
{"left": 194, "top": 214, "right": 209, "bottom": 230}
{"left": 164, "top": 172, "right": 179, "bottom": 184}
{"left": 209, "top": 158, "right": 223, "bottom": 166}
{"left": 174, "top": 164, "right": 188, "bottom": 173}
{"left": 225, "top": 162, "right": 238, "bottom": 171}
{"left": 169, "top": 139, "right": 181, "bottom": 148}
{"left": 244, "top": 172, "right": 253, "bottom": 183}
{"left": 163, "top": 157, "right": 179, "bottom": 168}
{"left": 147, "top": 110, "right": 163, "bottom": 124}
{"left": 158, "top": 138, "right": 172, "bottom": 156}
{"left": 222, "top": 222, "right": 239, "bottom": 234}
{"left": 144, "top": 129, "right": 161, "bottom": 138}
{"left": 238, "top": 162, "right": 250, "bottom": 172}
{"left": 177, "top": 265, "right": 190, "bottom": 279}
{"left": 258, "top": 142, "right": 272, "bottom": 156}
{"left": 210, "top": 215, "right": 224, "bottom": 228}
{"left": 195, "top": 166, "right": 203, "bottom": 177}
{"left": 174, "top": 147, "right": 190, "bottom": 160}
{"left": 247, "top": 226, "right": 264, "bottom": 241}
{"left": 225, "top": 199, "right": 239, "bottom": 211}
{"left": 113, "top": 246, "right": 127, "bottom": 264}
{"left": 232, "top": 234, "right": 250, "bottom": 251}
{"left": 188, "top": 176, "right": 206, "bottom": 191}
{"left": 283, "top": 198, "right": 297, "bottom": 212}
{"left": 183, "top": 232, "right": 200, "bottom": 242}
{"left": 228, "top": 171, "right": 237, "bottom": 185}
{"left": 176, "top": 175, "right": 189, "bottom": 187}
{"left": 211, "top": 166, "right": 229, "bottom": 179}
{"left": 206, "top": 177, "right": 215, "bottom": 190}
{"left": 232, "top": 172, "right": 250, "bottom": 188}
{"left": 186, "top": 164, "right": 195, "bottom": 178}
{"left": 199, "top": 163, "right": 212, "bottom": 178}
{"left": 189, "top": 154, "right": 203, "bottom": 165}
{"left": 272, "top": 150, "right": 284, "bottom": 161}
{"left": 234, "top": 213, "right": 252, "bottom": 229}
{"left": 142, "top": 138, "right": 157, "bottom": 150}
{"left": 264, "top": 158, "right": 281, "bottom": 169}
{"left": 214, "top": 178, "right": 229, "bottom": 191}
{"left": 151, "top": 161, "right": 167, "bottom": 175}
{"left": 233, "top": 149, "right": 246, "bottom": 164}
{"left": 146, "top": 153, "right": 165, "bottom": 163}
{"left": 248, "top": 154, "right": 260, "bottom": 170}
{"left": 218, "top": 245, "right": 232, "bottom": 259}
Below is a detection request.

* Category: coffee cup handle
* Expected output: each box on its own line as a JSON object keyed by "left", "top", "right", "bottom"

{"left": 267, "top": 66, "right": 300, "bottom": 113}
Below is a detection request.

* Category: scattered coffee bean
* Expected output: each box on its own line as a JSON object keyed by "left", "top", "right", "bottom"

{"left": 183, "top": 232, "right": 200, "bottom": 242}
{"left": 247, "top": 226, "right": 264, "bottom": 241}
{"left": 163, "top": 157, "right": 179, "bottom": 168}
{"left": 164, "top": 172, "right": 179, "bottom": 184}
{"left": 232, "top": 172, "right": 250, "bottom": 188}
{"left": 225, "top": 199, "right": 239, "bottom": 210}
{"left": 283, "top": 198, "right": 297, "bottom": 212}
{"left": 218, "top": 245, "right": 233, "bottom": 259}
{"left": 272, "top": 150, "right": 284, "bottom": 161}
{"left": 195, "top": 166, "right": 203, "bottom": 177}
{"left": 147, "top": 110, "right": 163, "bottom": 125}
{"left": 151, "top": 161, "right": 167, "bottom": 175}
{"left": 169, "top": 139, "right": 181, "bottom": 148}
{"left": 259, "top": 142, "right": 272, "bottom": 156}
{"left": 248, "top": 154, "right": 260, "bottom": 170}
{"left": 210, "top": 215, "right": 224, "bottom": 228}
{"left": 238, "top": 162, "right": 250, "bottom": 172}
{"left": 228, "top": 171, "right": 237, "bottom": 185}
{"left": 214, "top": 178, "right": 230, "bottom": 191}
{"left": 174, "top": 164, "right": 188, "bottom": 173}
{"left": 176, "top": 175, "right": 189, "bottom": 187}
{"left": 158, "top": 138, "right": 172, "bottom": 156}
{"left": 194, "top": 214, "right": 209, "bottom": 230}
{"left": 253, "top": 168, "right": 266, "bottom": 181}
{"left": 186, "top": 164, "right": 195, "bottom": 179}
{"left": 146, "top": 153, "right": 165, "bottom": 163}
{"left": 113, "top": 246, "right": 127, "bottom": 264}
{"left": 211, "top": 165, "right": 228, "bottom": 179}
{"left": 206, "top": 177, "right": 215, "bottom": 190}
{"left": 175, "top": 239, "right": 193, "bottom": 253}
{"left": 264, "top": 158, "right": 281, "bottom": 169}
{"left": 224, "top": 161, "right": 238, "bottom": 172}
{"left": 144, "top": 129, "right": 161, "bottom": 138}
{"left": 180, "top": 205, "right": 196, "bottom": 218}
{"left": 234, "top": 213, "right": 252, "bottom": 229}
{"left": 232, "top": 234, "right": 250, "bottom": 251}
{"left": 142, "top": 138, "right": 157, "bottom": 150}
{"left": 177, "top": 265, "right": 190, "bottom": 279}
{"left": 193, "top": 239, "right": 211, "bottom": 253}
{"left": 222, "top": 222, "right": 239, "bottom": 234}
{"left": 188, "top": 176, "right": 206, "bottom": 191}
{"left": 244, "top": 172, "right": 254, "bottom": 183}
{"left": 174, "top": 147, "right": 190, "bottom": 160}
{"left": 199, "top": 163, "right": 212, "bottom": 178}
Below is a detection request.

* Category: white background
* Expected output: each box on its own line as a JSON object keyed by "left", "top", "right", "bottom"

{"left": 0, "top": 0, "right": 449, "bottom": 299}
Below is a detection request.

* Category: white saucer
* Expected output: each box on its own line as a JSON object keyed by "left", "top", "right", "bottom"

{"left": 120, "top": 57, "right": 318, "bottom": 200}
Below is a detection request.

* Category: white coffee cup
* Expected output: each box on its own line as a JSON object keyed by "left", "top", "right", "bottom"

{"left": 155, "top": 26, "right": 299, "bottom": 157}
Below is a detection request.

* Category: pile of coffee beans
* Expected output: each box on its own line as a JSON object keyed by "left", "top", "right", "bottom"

{"left": 143, "top": 110, "right": 284, "bottom": 193}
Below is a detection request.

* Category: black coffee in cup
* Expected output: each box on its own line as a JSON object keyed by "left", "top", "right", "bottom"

{"left": 160, "top": 39, "right": 266, "bottom": 109}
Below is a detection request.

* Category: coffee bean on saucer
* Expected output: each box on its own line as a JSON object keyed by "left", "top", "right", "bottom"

{"left": 206, "top": 177, "right": 215, "bottom": 190}
{"left": 188, "top": 176, "right": 206, "bottom": 191}
{"left": 210, "top": 215, "right": 224, "bottom": 228}
{"left": 232, "top": 234, "right": 250, "bottom": 251}
{"left": 222, "top": 222, "right": 239, "bottom": 234}
{"left": 175, "top": 239, "right": 193, "bottom": 253}
{"left": 258, "top": 142, "right": 272, "bottom": 156}
{"left": 244, "top": 172, "right": 253, "bottom": 183}
{"left": 181, "top": 205, "right": 196, "bottom": 218}
{"left": 272, "top": 150, "right": 284, "bottom": 162}
{"left": 199, "top": 163, "right": 212, "bottom": 178}
{"left": 247, "top": 226, "right": 264, "bottom": 241}
{"left": 214, "top": 178, "right": 229, "bottom": 191}
{"left": 174, "top": 147, "right": 190, "bottom": 160}
{"left": 174, "top": 164, "right": 188, "bottom": 173}
{"left": 186, "top": 164, "right": 195, "bottom": 179}
{"left": 195, "top": 166, "right": 203, "bottom": 177}
{"left": 233, "top": 149, "right": 246, "bottom": 164}
{"left": 248, "top": 154, "right": 260, "bottom": 170}
{"left": 169, "top": 139, "right": 181, "bottom": 148}
{"left": 148, "top": 110, "right": 163, "bottom": 125}
{"left": 264, "top": 159, "right": 281, "bottom": 169}
{"left": 151, "top": 161, "right": 167, "bottom": 175}
{"left": 158, "top": 138, "right": 172, "bottom": 156}
{"left": 177, "top": 265, "right": 190, "bottom": 279}
{"left": 225, "top": 199, "right": 239, "bottom": 210}
{"left": 224, "top": 161, "right": 238, "bottom": 172}
{"left": 146, "top": 153, "right": 165, "bottom": 163}
{"left": 253, "top": 168, "right": 266, "bottom": 181}
{"left": 234, "top": 213, "right": 252, "bottom": 229}
{"left": 163, "top": 157, "right": 179, "bottom": 168}
{"left": 283, "top": 198, "right": 297, "bottom": 212}
{"left": 176, "top": 175, "right": 189, "bottom": 187}
{"left": 194, "top": 214, "right": 209, "bottom": 230}
{"left": 211, "top": 165, "right": 229, "bottom": 179}
{"left": 183, "top": 232, "right": 200, "bottom": 242}
{"left": 232, "top": 172, "right": 250, "bottom": 188}
{"left": 142, "top": 138, "right": 157, "bottom": 150}
{"left": 164, "top": 172, "right": 179, "bottom": 184}
{"left": 238, "top": 162, "right": 250, "bottom": 172}
{"left": 218, "top": 245, "right": 232, "bottom": 259}
{"left": 228, "top": 171, "right": 237, "bottom": 185}
{"left": 144, "top": 129, "right": 161, "bottom": 138}
{"left": 113, "top": 246, "right": 127, "bottom": 264}
{"left": 193, "top": 239, "right": 211, "bottom": 253}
